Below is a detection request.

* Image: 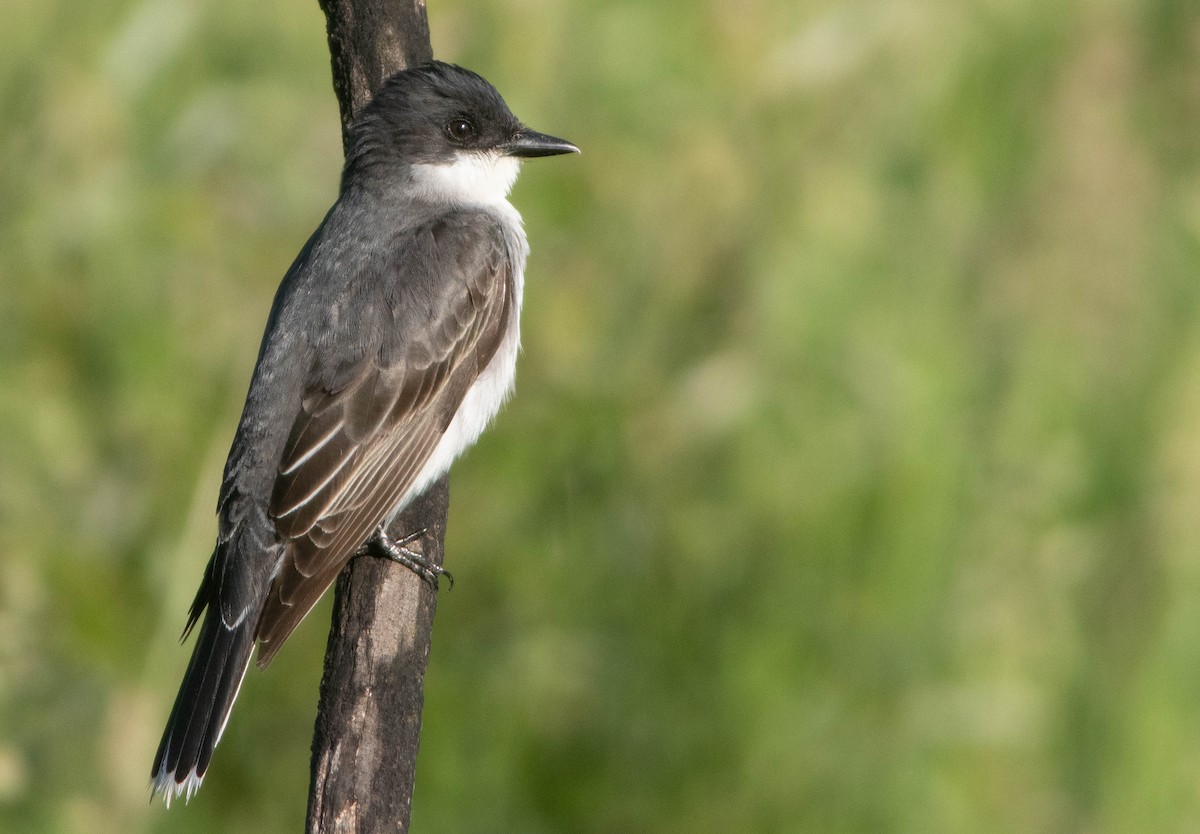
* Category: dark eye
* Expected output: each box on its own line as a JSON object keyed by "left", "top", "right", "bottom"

{"left": 445, "top": 118, "right": 476, "bottom": 141}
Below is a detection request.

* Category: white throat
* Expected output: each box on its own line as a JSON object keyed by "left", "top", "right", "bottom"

{"left": 410, "top": 152, "right": 521, "bottom": 205}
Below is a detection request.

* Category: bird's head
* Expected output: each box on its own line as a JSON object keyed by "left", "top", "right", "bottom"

{"left": 346, "top": 61, "right": 579, "bottom": 204}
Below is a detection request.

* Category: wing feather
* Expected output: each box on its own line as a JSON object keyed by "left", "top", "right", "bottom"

{"left": 253, "top": 214, "right": 515, "bottom": 667}
{"left": 272, "top": 441, "right": 359, "bottom": 523}
{"left": 280, "top": 414, "right": 346, "bottom": 476}
{"left": 256, "top": 421, "right": 444, "bottom": 663}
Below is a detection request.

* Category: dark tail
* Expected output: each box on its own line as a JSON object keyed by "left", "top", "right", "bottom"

{"left": 150, "top": 605, "right": 256, "bottom": 806}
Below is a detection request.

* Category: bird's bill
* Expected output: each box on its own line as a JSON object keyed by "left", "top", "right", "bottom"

{"left": 505, "top": 129, "right": 580, "bottom": 158}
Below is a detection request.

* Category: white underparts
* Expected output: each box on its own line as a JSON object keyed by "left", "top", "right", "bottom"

{"left": 410, "top": 152, "right": 521, "bottom": 205}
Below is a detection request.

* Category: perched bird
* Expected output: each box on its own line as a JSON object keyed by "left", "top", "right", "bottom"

{"left": 150, "top": 61, "right": 578, "bottom": 805}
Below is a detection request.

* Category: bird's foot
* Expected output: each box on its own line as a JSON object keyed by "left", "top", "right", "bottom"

{"left": 357, "top": 526, "right": 453, "bottom": 590}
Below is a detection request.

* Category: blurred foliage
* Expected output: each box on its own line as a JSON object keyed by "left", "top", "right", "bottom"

{"left": 4, "top": 0, "right": 1200, "bottom": 831}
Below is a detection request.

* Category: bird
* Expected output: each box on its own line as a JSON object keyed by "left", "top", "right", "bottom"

{"left": 149, "top": 61, "right": 578, "bottom": 805}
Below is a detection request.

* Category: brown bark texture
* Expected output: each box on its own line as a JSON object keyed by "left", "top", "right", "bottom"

{"left": 306, "top": 3, "right": 442, "bottom": 832}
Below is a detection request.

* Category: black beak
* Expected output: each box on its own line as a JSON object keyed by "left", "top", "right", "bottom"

{"left": 505, "top": 128, "right": 580, "bottom": 158}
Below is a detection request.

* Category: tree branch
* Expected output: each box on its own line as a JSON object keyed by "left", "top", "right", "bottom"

{"left": 306, "top": 3, "right": 440, "bottom": 832}
{"left": 319, "top": 0, "right": 433, "bottom": 149}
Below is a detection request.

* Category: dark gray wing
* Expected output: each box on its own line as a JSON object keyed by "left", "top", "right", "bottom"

{"left": 254, "top": 214, "right": 514, "bottom": 665}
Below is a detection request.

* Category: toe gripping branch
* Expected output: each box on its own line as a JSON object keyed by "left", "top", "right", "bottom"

{"left": 357, "top": 526, "right": 454, "bottom": 590}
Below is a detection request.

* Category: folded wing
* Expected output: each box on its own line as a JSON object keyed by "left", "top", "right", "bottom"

{"left": 255, "top": 215, "right": 514, "bottom": 666}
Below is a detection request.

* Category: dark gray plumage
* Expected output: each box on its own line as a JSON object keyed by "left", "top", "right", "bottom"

{"left": 150, "top": 61, "right": 577, "bottom": 805}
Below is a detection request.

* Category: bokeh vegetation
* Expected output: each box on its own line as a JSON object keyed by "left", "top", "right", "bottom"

{"left": 4, "top": 0, "right": 1200, "bottom": 830}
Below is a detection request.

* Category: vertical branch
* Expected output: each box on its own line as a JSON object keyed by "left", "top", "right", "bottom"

{"left": 306, "top": 3, "right": 440, "bottom": 833}
{"left": 319, "top": 0, "right": 433, "bottom": 147}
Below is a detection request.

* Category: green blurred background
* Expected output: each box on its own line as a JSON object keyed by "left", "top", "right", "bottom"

{"left": 4, "top": 0, "right": 1200, "bottom": 830}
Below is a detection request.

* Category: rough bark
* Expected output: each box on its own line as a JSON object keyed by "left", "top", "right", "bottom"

{"left": 306, "top": 3, "right": 441, "bottom": 832}
{"left": 319, "top": 0, "right": 433, "bottom": 150}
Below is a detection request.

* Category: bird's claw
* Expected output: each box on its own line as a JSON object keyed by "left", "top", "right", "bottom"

{"left": 358, "top": 526, "right": 453, "bottom": 590}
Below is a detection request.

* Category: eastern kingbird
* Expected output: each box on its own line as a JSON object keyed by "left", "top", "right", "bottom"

{"left": 150, "top": 61, "right": 577, "bottom": 805}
